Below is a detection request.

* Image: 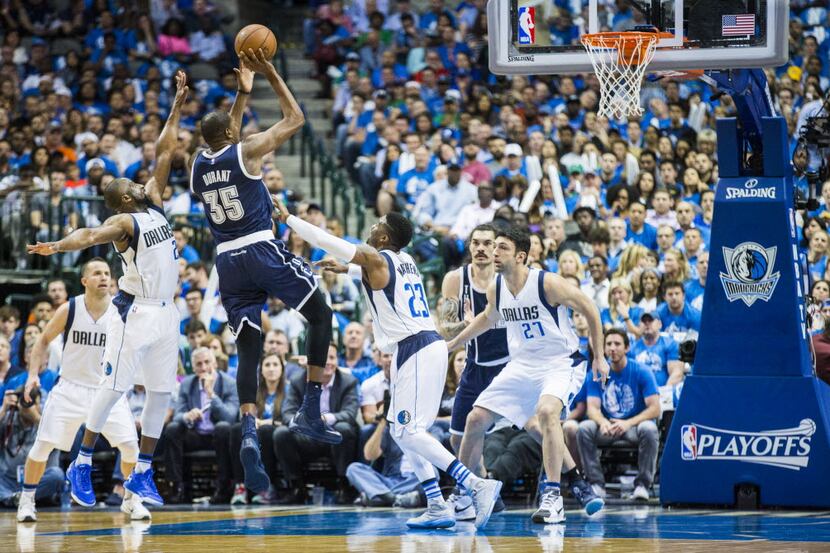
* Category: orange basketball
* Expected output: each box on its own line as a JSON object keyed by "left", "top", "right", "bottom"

{"left": 235, "top": 24, "right": 278, "bottom": 59}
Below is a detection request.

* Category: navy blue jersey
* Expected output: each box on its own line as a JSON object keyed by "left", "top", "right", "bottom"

{"left": 190, "top": 143, "right": 273, "bottom": 244}
{"left": 459, "top": 264, "right": 509, "bottom": 366}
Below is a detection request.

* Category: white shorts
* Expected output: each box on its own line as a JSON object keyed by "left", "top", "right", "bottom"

{"left": 102, "top": 297, "right": 179, "bottom": 393}
{"left": 36, "top": 379, "right": 138, "bottom": 451}
{"left": 387, "top": 332, "right": 447, "bottom": 438}
{"left": 474, "top": 354, "right": 587, "bottom": 429}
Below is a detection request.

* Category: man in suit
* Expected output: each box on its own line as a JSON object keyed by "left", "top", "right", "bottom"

{"left": 162, "top": 347, "right": 239, "bottom": 504}
{"left": 273, "top": 343, "right": 359, "bottom": 504}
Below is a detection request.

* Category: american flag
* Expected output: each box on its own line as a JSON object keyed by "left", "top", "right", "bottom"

{"left": 722, "top": 14, "right": 756, "bottom": 36}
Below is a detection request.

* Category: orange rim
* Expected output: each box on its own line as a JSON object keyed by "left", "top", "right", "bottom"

{"left": 581, "top": 31, "right": 666, "bottom": 66}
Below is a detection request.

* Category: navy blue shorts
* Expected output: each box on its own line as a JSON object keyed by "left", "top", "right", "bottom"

{"left": 450, "top": 360, "right": 507, "bottom": 435}
{"left": 216, "top": 239, "right": 316, "bottom": 334}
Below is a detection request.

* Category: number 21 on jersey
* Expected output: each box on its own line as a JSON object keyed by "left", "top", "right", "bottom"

{"left": 404, "top": 283, "right": 430, "bottom": 318}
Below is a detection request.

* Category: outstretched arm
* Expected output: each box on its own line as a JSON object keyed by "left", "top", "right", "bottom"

{"left": 272, "top": 195, "right": 389, "bottom": 289}
{"left": 24, "top": 302, "right": 68, "bottom": 402}
{"left": 27, "top": 214, "right": 134, "bottom": 255}
{"left": 229, "top": 59, "right": 254, "bottom": 138}
{"left": 447, "top": 282, "right": 500, "bottom": 351}
{"left": 145, "top": 69, "right": 189, "bottom": 206}
{"left": 545, "top": 272, "right": 609, "bottom": 385}
{"left": 239, "top": 48, "right": 304, "bottom": 175}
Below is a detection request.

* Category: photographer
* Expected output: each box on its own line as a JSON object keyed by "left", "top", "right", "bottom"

{"left": 0, "top": 388, "right": 63, "bottom": 507}
{"left": 345, "top": 387, "right": 420, "bottom": 507}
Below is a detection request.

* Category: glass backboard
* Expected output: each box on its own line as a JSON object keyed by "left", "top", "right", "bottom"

{"left": 489, "top": 0, "right": 789, "bottom": 75}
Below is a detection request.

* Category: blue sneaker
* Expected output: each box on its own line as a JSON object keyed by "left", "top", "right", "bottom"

{"left": 66, "top": 461, "right": 96, "bottom": 507}
{"left": 240, "top": 415, "right": 271, "bottom": 494}
{"left": 289, "top": 410, "right": 342, "bottom": 444}
{"left": 571, "top": 478, "right": 604, "bottom": 516}
{"left": 124, "top": 469, "right": 164, "bottom": 507}
{"left": 406, "top": 503, "right": 456, "bottom": 529}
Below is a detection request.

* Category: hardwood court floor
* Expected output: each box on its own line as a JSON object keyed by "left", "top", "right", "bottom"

{"left": 4, "top": 504, "right": 830, "bottom": 552}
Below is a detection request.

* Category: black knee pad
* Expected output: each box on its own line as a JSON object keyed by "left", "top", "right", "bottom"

{"left": 235, "top": 322, "right": 263, "bottom": 405}
{"left": 299, "top": 289, "right": 333, "bottom": 367}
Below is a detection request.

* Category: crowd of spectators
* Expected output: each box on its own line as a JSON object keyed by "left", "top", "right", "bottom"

{"left": 3, "top": 0, "right": 830, "bottom": 510}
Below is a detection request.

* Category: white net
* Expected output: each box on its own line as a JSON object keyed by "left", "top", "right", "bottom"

{"left": 581, "top": 32, "right": 659, "bottom": 119}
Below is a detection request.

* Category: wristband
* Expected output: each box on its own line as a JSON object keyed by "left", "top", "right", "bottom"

{"left": 238, "top": 89, "right": 251, "bottom": 94}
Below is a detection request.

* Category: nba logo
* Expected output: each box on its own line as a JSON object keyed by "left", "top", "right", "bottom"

{"left": 518, "top": 7, "right": 535, "bottom": 45}
{"left": 681, "top": 425, "right": 697, "bottom": 460}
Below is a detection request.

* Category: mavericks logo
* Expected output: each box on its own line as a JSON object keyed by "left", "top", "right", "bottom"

{"left": 719, "top": 242, "right": 780, "bottom": 306}
{"left": 725, "top": 178, "right": 777, "bottom": 200}
{"left": 681, "top": 419, "right": 815, "bottom": 470}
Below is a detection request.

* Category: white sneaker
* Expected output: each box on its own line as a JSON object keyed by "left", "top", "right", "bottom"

{"left": 632, "top": 485, "right": 650, "bottom": 501}
{"left": 447, "top": 487, "right": 475, "bottom": 521}
{"left": 231, "top": 483, "right": 248, "bottom": 505}
{"left": 16, "top": 493, "right": 36, "bottom": 523}
{"left": 532, "top": 488, "right": 565, "bottom": 524}
{"left": 591, "top": 484, "right": 607, "bottom": 499}
{"left": 121, "top": 493, "right": 152, "bottom": 521}
{"left": 470, "top": 478, "right": 503, "bottom": 529}
{"left": 405, "top": 502, "right": 456, "bottom": 529}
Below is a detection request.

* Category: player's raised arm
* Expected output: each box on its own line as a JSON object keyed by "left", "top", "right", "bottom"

{"left": 229, "top": 58, "right": 254, "bottom": 138}
{"left": 145, "top": 69, "right": 189, "bottom": 206}
{"left": 27, "top": 213, "right": 134, "bottom": 256}
{"left": 447, "top": 281, "right": 500, "bottom": 351}
{"left": 271, "top": 195, "right": 389, "bottom": 289}
{"left": 544, "top": 272, "right": 609, "bottom": 384}
{"left": 24, "top": 301, "right": 69, "bottom": 402}
{"left": 239, "top": 48, "right": 304, "bottom": 171}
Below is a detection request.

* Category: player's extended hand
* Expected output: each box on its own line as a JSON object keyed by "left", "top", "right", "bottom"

{"left": 27, "top": 242, "right": 59, "bottom": 256}
{"left": 23, "top": 374, "right": 40, "bottom": 404}
{"left": 234, "top": 57, "right": 254, "bottom": 94}
{"left": 314, "top": 258, "right": 349, "bottom": 274}
{"left": 271, "top": 194, "right": 290, "bottom": 223}
{"left": 172, "top": 69, "right": 189, "bottom": 109}
{"left": 239, "top": 47, "right": 276, "bottom": 77}
{"left": 593, "top": 355, "right": 610, "bottom": 387}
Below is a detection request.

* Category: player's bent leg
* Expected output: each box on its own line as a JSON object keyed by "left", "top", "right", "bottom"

{"left": 458, "top": 406, "right": 497, "bottom": 476}
{"left": 69, "top": 387, "right": 126, "bottom": 507}
{"left": 17, "top": 440, "right": 56, "bottom": 522}
{"left": 533, "top": 395, "right": 567, "bottom": 524}
{"left": 234, "top": 321, "right": 272, "bottom": 493}
{"left": 394, "top": 428, "right": 501, "bottom": 529}
{"left": 289, "top": 290, "right": 342, "bottom": 445}
{"left": 115, "top": 440, "right": 151, "bottom": 520}
{"left": 124, "top": 391, "right": 169, "bottom": 506}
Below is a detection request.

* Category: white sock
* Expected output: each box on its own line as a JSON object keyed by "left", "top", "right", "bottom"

{"left": 135, "top": 453, "right": 153, "bottom": 473}
{"left": 77, "top": 446, "right": 94, "bottom": 466}
{"left": 21, "top": 486, "right": 36, "bottom": 501}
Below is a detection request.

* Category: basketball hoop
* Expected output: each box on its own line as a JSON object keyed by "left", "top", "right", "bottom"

{"left": 581, "top": 31, "right": 660, "bottom": 119}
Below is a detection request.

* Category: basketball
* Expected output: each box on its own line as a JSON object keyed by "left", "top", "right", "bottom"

{"left": 234, "top": 24, "right": 278, "bottom": 59}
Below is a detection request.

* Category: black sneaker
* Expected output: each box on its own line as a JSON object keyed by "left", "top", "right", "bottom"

{"left": 570, "top": 478, "right": 604, "bottom": 516}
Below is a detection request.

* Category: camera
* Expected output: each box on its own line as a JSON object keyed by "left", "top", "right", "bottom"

{"left": 679, "top": 340, "right": 697, "bottom": 364}
{"left": 375, "top": 389, "right": 392, "bottom": 423}
{"left": 10, "top": 385, "right": 39, "bottom": 409}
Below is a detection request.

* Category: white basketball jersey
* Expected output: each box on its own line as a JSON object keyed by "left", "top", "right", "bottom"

{"left": 362, "top": 250, "right": 437, "bottom": 353}
{"left": 117, "top": 206, "right": 178, "bottom": 300}
{"left": 496, "top": 268, "right": 579, "bottom": 362}
{"left": 59, "top": 294, "right": 116, "bottom": 387}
